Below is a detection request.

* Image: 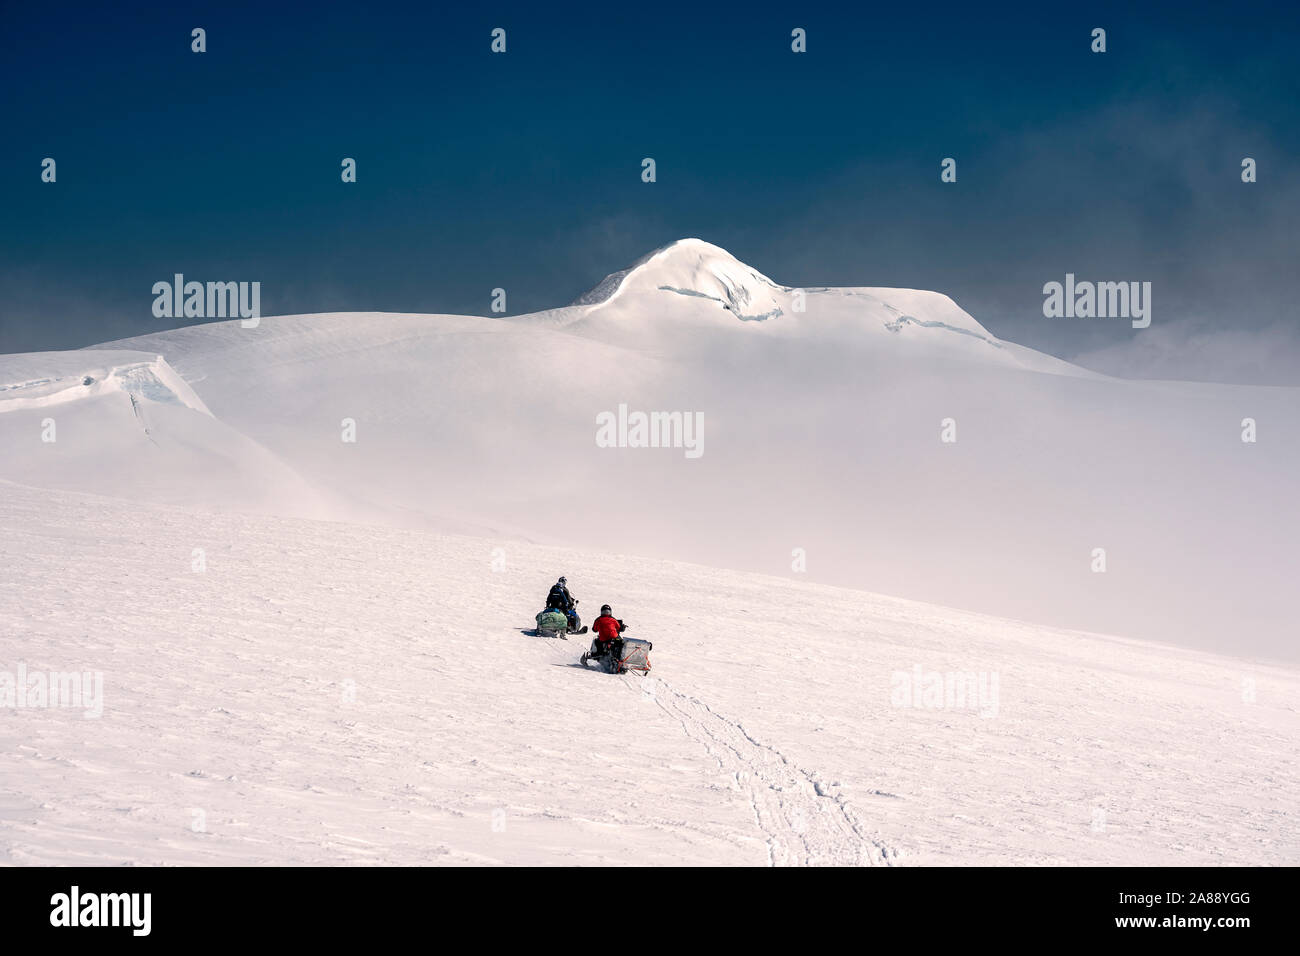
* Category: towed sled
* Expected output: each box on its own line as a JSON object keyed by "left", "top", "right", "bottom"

{"left": 581, "top": 637, "right": 652, "bottom": 675}
{"left": 535, "top": 607, "right": 586, "bottom": 639}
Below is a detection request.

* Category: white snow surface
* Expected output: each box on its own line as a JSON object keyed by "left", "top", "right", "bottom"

{"left": 1, "top": 481, "right": 1294, "bottom": 866}
{"left": 0, "top": 351, "right": 336, "bottom": 519}
{"left": 1, "top": 239, "right": 1297, "bottom": 865}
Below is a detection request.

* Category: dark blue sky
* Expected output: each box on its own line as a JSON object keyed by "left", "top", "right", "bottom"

{"left": 3, "top": 0, "right": 1297, "bottom": 375}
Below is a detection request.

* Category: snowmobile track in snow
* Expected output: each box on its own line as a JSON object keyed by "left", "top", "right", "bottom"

{"left": 649, "top": 677, "right": 900, "bottom": 866}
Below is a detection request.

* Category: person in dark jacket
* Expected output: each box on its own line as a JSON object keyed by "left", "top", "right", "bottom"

{"left": 545, "top": 577, "right": 581, "bottom": 632}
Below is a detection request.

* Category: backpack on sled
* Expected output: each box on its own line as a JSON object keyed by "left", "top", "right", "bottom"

{"left": 535, "top": 608, "right": 568, "bottom": 638}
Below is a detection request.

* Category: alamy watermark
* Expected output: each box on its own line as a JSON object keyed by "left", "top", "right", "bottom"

{"left": 1042, "top": 274, "right": 1151, "bottom": 329}
{"left": 50, "top": 886, "right": 150, "bottom": 936}
{"left": 1, "top": 663, "right": 103, "bottom": 718}
{"left": 152, "top": 274, "right": 261, "bottom": 327}
{"left": 595, "top": 403, "right": 704, "bottom": 459}
{"left": 890, "top": 664, "right": 999, "bottom": 718}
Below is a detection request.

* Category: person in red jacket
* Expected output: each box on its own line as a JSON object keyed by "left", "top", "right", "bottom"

{"left": 588, "top": 604, "right": 626, "bottom": 660}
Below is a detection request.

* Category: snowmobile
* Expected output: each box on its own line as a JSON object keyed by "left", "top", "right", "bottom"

{"left": 580, "top": 635, "right": 653, "bottom": 675}
{"left": 539, "top": 578, "right": 587, "bottom": 637}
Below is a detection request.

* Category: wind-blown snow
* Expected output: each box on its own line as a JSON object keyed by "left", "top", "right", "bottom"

{"left": 561, "top": 239, "right": 1084, "bottom": 373}
{"left": 65, "top": 241, "right": 1296, "bottom": 660}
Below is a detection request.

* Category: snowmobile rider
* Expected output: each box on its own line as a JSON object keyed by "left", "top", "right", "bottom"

{"left": 545, "top": 576, "right": 580, "bottom": 631}
{"left": 590, "top": 604, "right": 626, "bottom": 658}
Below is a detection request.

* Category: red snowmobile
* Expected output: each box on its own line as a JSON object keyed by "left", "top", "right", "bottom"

{"left": 580, "top": 607, "right": 651, "bottom": 674}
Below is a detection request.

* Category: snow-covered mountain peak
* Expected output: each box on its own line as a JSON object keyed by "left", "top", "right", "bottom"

{"left": 572, "top": 238, "right": 787, "bottom": 320}
{"left": 559, "top": 238, "right": 1083, "bottom": 373}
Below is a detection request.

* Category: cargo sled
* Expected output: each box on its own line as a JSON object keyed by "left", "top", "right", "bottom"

{"left": 535, "top": 607, "right": 586, "bottom": 638}
{"left": 581, "top": 637, "right": 653, "bottom": 675}
{"left": 535, "top": 608, "right": 569, "bottom": 638}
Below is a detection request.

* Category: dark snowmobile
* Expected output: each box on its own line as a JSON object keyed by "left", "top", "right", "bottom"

{"left": 540, "top": 577, "right": 586, "bottom": 636}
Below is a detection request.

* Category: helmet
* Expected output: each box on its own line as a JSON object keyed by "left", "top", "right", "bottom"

{"left": 600, "top": 604, "right": 612, "bottom": 615}
{"left": 558, "top": 576, "right": 567, "bottom": 585}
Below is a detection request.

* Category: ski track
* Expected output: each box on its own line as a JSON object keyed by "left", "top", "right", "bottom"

{"left": 649, "top": 676, "right": 898, "bottom": 866}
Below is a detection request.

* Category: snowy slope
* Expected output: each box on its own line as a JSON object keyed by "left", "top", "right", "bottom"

{"left": 0, "top": 350, "right": 338, "bottom": 518}
{"left": 1, "top": 482, "right": 1295, "bottom": 866}
{"left": 60, "top": 240, "right": 1296, "bottom": 661}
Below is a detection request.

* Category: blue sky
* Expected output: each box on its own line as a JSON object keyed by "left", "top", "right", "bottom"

{"left": 2, "top": 0, "right": 1297, "bottom": 378}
